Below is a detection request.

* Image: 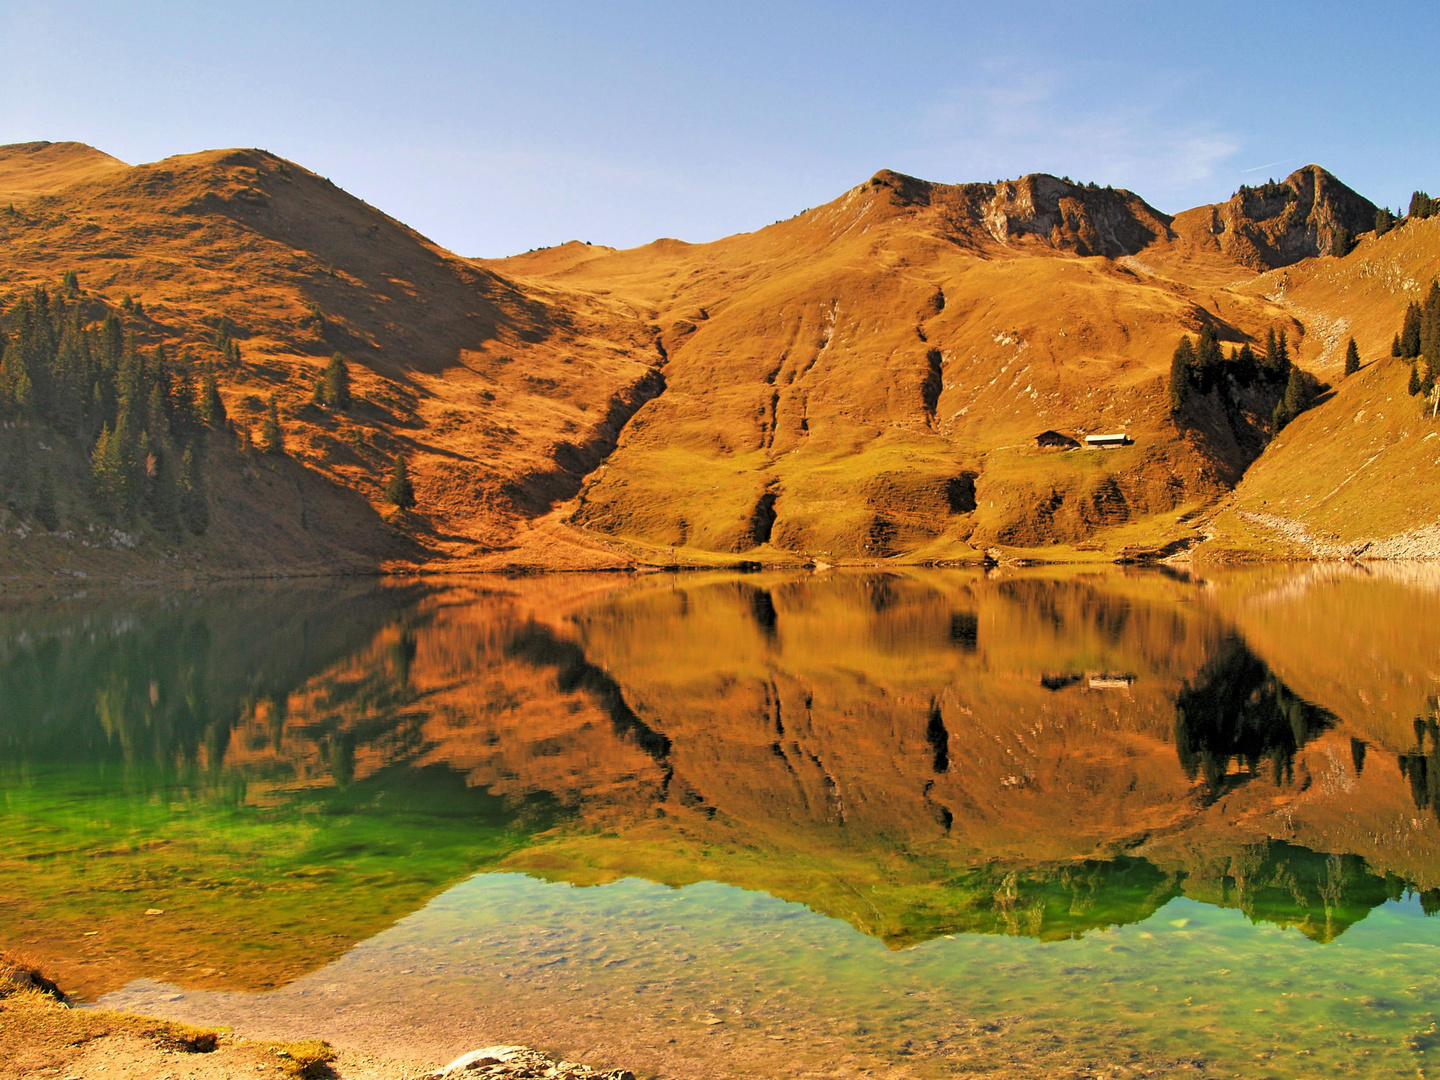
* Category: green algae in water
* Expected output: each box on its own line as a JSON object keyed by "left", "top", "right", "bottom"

{"left": 106, "top": 873, "right": 1440, "bottom": 1079}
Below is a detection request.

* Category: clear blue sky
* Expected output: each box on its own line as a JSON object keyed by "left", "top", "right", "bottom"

{"left": 1, "top": 1, "right": 1430, "bottom": 257}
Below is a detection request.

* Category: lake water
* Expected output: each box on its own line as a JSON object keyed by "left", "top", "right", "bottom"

{"left": 5, "top": 566, "right": 1440, "bottom": 1077}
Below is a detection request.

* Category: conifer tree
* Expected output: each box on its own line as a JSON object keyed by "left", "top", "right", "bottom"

{"left": 179, "top": 445, "right": 208, "bottom": 535}
{"left": 1377, "top": 207, "right": 1397, "bottom": 236}
{"left": 1402, "top": 302, "right": 1424, "bottom": 358}
{"left": 198, "top": 365, "right": 227, "bottom": 427}
{"left": 1395, "top": 333, "right": 1404, "bottom": 357}
{"left": 322, "top": 353, "right": 351, "bottom": 410}
{"left": 91, "top": 423, "right": 125, "bottom": 519}
{"left": 0, "top": 342, "right": 32, "bottom": 414}
{"left": 1194, "top": 326, "right": 1224, "bottom": 391}
{"left": 1169, "top": 336, "right": 1195, "bottom": 414}
{"left": 139, "top": 431, "right": 179, "bottom": 537}
{"left": 147, "top": 382, "right": 171, "bottom": 444}
{"left": 1235, "top": 343, "right": 1258, "bottom": 386}
{"left": 169, "top": 350, "right": 199, "bottom": 436}
{"left": 1423, "top": 282, "right": 1440, "bottom": 372}
{"left": 384, "top": 452, "right": 416, "bottom": 509}
{"left": 259, "top": 395, "right": 284, "bottom": 455}
{"left": 1344, "top": 338, "right": 1361, "bottom": 376}
{"left": 1410, "top": 364, "right": 1423, "bottom": 396}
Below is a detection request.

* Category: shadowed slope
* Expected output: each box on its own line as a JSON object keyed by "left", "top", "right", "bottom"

{"left": 0, "top": 145, "right": 664, "bottom": 574}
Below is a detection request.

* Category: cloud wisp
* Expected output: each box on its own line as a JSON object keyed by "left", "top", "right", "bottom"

{"left": 912, "top": 60, "right": 1239, "bottom": 211}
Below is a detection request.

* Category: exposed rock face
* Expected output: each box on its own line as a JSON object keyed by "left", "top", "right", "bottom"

{"left": 1190, "top": 164, "right": 1377, "bottom": 268}
{"left": 867, "top": 168, "right": 1171, "bottom": 257}
{"left": 977, "top": 173, "right": 1171, "bottom": 257}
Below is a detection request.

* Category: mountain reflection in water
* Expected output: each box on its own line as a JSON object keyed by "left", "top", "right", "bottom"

{"left": 4, "top": 568, "right": 1440, "bottom": 1003}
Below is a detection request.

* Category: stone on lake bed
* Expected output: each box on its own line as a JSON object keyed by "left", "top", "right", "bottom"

{"left": 437, "top": 1046, "right": 529, "bottom": 1073}
{"left": 433, "top": 1044, "right": 635, "bottom": 1080}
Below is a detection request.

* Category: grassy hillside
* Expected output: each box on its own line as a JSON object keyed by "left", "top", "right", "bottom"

{"left": 0, "top": 141, "right": 128, "bottom": 202}
{"left": 1198, "top": 214, "right": 1440, "bottom": 559}
{"left": 0, "top": 143, "right": 663, "bottom": 581}
{"left": 493, "top": 167, "right": 1372, "bottom": 561}
{"left": 1, "top": 142, "right": 1423, "bottom": 574}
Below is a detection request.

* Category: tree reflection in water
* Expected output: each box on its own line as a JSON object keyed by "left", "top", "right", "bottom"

{"left": 1174, "top": 635, "right": 1333, "bottom": 801}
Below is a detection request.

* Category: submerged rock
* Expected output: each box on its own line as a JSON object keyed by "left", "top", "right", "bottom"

{"left": 432, "top": 1044, "right": 635, "bottom": 1080}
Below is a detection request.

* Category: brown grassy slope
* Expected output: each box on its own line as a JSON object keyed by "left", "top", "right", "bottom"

{"left": 1196, "top": 216, "right": 1440, "bottom": 555}
{"left": 0, "top": 144, "right": 663, "bottom": 575}
{"left": 490, "top": 169, "right": 1370, "bottom": 559}
{"left": 0, "top": 141, "right": 128, "bottom": 202}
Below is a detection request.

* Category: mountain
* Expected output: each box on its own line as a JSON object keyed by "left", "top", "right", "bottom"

{"left": 0, "top": 144, "right": 662, "bottom": 579}
{"left": 1169, "top": 164, "right": 1377, "bottom": 270}
{"left": 492, "top": 166, "right": 1371, "bottom": 559}
{"left": 1201, "top": 212, "right": 1440, "bottom": 558}
{"left": 0, "top": 144, "right": 1421, "bottom": 576}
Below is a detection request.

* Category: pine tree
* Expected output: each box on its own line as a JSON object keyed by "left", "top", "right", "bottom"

{"left": 0, "top": 342, "right": 33, "bottom": 414}
{"left": 259, "top": 395, "right": 284, "bottom": 455}
{"left": 169, "top": 350, "right": 199, "bottom": 436}
{"left": 384, "top": 453, "right": 416, "bottom": 509}
{"left": 1272, "top": 398, "right": 1291, "bottom": 432}
{"left": 1377, "top": 207, "right": 1397, "bottom": 236}
{"left": 1262, "top": 327, "right": 1280, "bottom": 379}
{"left": 146, "top": 381, "right": 171, "bottom": 444}
{"left": 1235, "top": 343, "right": 1258, "bottom": 386}
{"left": 1402, "top": 302, "right": 1424, "bottom": 358}
{"left": 1194, "top": 326, "right": 1224, "bottom": 391}
{"left": 140, "top": 431, "right": 179, "bottom": 537}
{"left": 1276, "top": 329, "right": 1291, "bottom": 376}
{"left": 91, "top": 423, "right": 125, "bottom": 519}
{"left": 322, "top": 353, "right": 351, "bottom": 410}
{"left": 179, "top": 445, "right": 208, "bottom": 535}
{"left": 1394, "top": 333, "right": 1404, "bottom": 357}
{"left": 1410, "top": 364, "right": 1423, "bottom": 396}
{"left": 1344, "top": 338, "right": 1361, "bottom": 376}
{"left": 1424, "top": 282, "right": 1440, "bottom": 372}
{"left": 198, "top": 365, "right": 227, "bottom": 427}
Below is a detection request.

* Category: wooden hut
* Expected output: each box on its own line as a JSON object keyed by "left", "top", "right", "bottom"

{"left": 1034, "top": 430, "right": 1080, "bottom": 450}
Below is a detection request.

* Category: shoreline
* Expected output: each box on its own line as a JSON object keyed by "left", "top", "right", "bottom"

{"left": 2, "top": 957, "right": 640, "bottom": 1080}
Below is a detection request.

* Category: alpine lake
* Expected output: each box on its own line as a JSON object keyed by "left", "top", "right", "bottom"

{"left": 5, "top": 565, "right": 1440, "bottom": 1079}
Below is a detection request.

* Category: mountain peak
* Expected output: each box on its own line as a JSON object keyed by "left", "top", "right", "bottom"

{"left": 1175, "top": 164, "right": 1376, "bottom": 269}
{"left": 860, "top": 167, "right": 1169, "bottom": 258}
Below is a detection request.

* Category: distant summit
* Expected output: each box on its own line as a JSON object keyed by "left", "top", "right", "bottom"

{"left": 1173, "top": 164, "right": 1376, "bottom": 269}
{"left": 0, "top": 140, "right": 129, "bottom": 202}
{"left": 865, "top": 168, "right": 1170, "bottom": 258}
